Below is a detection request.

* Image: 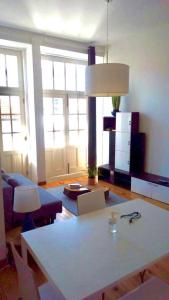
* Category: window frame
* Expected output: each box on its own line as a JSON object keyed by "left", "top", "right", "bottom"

{"left": 41, "top": 54, "right": 88, "bottom": 151}
{"left": 0, "top": 47, "right": 25, "bottom": 153}
{"left": 41, "top": 54, "right": 87, "bottom": 96}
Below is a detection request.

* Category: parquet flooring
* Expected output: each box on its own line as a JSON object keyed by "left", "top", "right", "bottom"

{"left": 1, "top": 176, "right": 169, "bottom": 300}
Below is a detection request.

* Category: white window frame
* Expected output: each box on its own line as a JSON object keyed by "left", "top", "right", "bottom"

{"left": 41, "top": 54, "right": 87, "bottom": 97}
{"left": 0, "top": 47, "right": 25, "bottom": 153}
{"left": 42, "top": 54, "right": 88, "bottom": 175}
{"left": 0, "top": 48, "right": 24, "bottom": 97}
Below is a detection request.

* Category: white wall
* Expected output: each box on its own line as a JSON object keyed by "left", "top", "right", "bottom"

{"left": 109, "top": 23, "right": 169, "bottom": 177}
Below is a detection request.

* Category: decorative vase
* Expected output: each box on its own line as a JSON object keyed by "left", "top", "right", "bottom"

{"left": 88, "top": 176, "right": 98, "bottom": 186}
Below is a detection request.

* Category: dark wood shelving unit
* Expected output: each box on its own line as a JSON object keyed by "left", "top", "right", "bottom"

{"left": 99, "top": 113, "right": 145, "bottom": 189}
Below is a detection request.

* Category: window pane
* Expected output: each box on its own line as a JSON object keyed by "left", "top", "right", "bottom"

{"left": 79, "top": 130, "right": 88, "bottom": 145}
{"left": 69, "top": 98, "right": 78, "bottom": 114}
{"left": 69, "top": 131, "right": 78, "bottom": 146}
{"left": 43, "top": 97, "right": 53, "bottom": 115}
{"left": 2, "top": 134, "right": 13, "bottom": 151}
{"left": 0, "top": 54, "right": 6, "bottom": 86}
{"left": 0, "top": 96, "right": 10, "bottom": 114}
{"left": 2, "top": 116, "right": 11, "bottom": 133}
{"left": 77, "top": 65, "right": 86, "bottom": 91}
{"left": 45, "top": 132, "right": 54, "bottom": 148}
{"left": 44, "top": 117, "right": 53, "bottom": 132}
{"left": 41, "top": 60, "right": 53, "bottom": 90}
{"left": 69, "top": 115, "right": 78, "bottom": 130}
{"left": 78, "top": 98, "right": 87, "bottom": 114}
{"left": 54, "top": 115, "right": 64, "bottom": 131}
{"left": 79, "top": 115, "right": 87, "bottom": 130}
{"left": 54, "top": 62, "right": 65, "bottom": 90}
{"left": 66, "top": 63, "right": 76, "bottom": 91}
{"left": 54, "top": 132, "right": 65, "bottom": 148}
{"left": 13, "top": 133, "right": 22, "bottom": 151}
{"left": 12, "top": 116, "right": 21, "bottom": 132}
{"left": 11, "top": 96, "right": 20, "bottom": 114}
{"left": 53, "top": 98, "right": 63, "bottom": 114}
{"left": 6, "top": 55, "right": 19, "bottom": 87}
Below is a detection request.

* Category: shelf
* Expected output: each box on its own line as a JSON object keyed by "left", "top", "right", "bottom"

{"left": 103, "top": 117, "right": 116, "bottom": 131}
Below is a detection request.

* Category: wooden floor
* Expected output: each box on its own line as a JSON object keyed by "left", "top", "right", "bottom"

{"left": 1, "top": 176, "right": 169, "bottom": 300}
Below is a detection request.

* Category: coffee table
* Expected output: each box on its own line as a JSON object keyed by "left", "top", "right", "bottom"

{"left": 63, "top": 185, "right": 109, "bottom": 200}
{"left": 63, "top": 186, "right": 91, "bottom": 200}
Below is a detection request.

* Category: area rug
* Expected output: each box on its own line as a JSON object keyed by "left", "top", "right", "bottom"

{"left": 47, "top": 185, "right": 127, "bottom": 216}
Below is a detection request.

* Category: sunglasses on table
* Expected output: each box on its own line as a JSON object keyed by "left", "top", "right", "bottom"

{"left": 120, "top": 211, "right": 142, "bottom": 223}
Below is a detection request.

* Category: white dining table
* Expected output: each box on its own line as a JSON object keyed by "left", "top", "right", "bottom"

{"left": 21, "top": 199, "right": 169, "bottom": 300}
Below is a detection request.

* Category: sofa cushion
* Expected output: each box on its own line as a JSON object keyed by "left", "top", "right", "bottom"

{"left": 8, "top": 173, "right": 37, "bottom": 187}
{"left": 2, "top": 180, "right": 13, "bottom": 230}
{"left": 1, "top": 173, "right": 10, "bottom": 182}
{"left": 7, "top": 178, "right": 19, "bottom": 188}
{"left": 37, "top": 187, "right": 60, "bottom": 206}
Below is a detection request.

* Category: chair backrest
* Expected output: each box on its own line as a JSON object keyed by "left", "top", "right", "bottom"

{"left": 120, "top": 276, "right": 169, "bottom": 300}
{"left": 10, "top": 242, "right": 40, "bottom": 300}
{"left": 77, "top": 189, "right": 105, "bottom": 215}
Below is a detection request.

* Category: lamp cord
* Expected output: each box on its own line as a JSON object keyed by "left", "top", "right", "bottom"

{"left": 106, "top": 0, "right": 112, "bottom": 63}
{"left": 106, "top": 0, "right": 109, "bottom": 63}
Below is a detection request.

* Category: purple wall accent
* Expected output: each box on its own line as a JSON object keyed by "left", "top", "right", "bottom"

{"left": 88, "top": 46, "right": 97, "bottom": 170}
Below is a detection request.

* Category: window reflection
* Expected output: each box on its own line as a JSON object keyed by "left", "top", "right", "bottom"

{"left": 6, "top": 55, "right": 19, "bottom": 87}
{"left": 77, "top": 65, "right": 86, "bottom": 92}
{"left": 54, "top": 62, "right": 65, "bottom": 90}
{"left": 0, "top": 54, "right": 6, "bottom": 86}
{"left": 41, "top": 60, "right": 53, "bottom": 90}
{"left": 66, "top": 63, "right": 76, "bottom": 91}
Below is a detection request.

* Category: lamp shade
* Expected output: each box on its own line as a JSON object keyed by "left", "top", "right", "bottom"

{"left": 85, "top": 63, "right": 129, "bottom": 97}
{"left": 13, "top": 186, "right": 41, "bottom": 213}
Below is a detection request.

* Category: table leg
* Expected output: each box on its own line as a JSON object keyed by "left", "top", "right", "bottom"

{"left": 21, "top": 238, "right": 28, "bottom": 264}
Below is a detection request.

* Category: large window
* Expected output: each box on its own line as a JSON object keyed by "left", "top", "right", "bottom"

{"left": 0, "top": 48, "right": 26, "bottom": 174}
{"left": 41, "top": 57, "right": 86, "bottom": 92}
{"left": 0, "top": 49, "right": 24, "bottom": 152}
{"left": 1, "top": 95, "right": 23, "bottom": 151}
{"left": 43, "top": 97, "right": 65, "bottom": 149}
{"left": 41, "top": 54, "right": 88, "bottom": 178}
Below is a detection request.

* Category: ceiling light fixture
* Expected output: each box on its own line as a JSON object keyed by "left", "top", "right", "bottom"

{"left": 85, "top": 0, "right": 129, "bottom": 97}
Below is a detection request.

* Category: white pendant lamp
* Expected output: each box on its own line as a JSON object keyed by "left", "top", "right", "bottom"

{"left": 85, "top": 0, "right": 129, "bottom": 97}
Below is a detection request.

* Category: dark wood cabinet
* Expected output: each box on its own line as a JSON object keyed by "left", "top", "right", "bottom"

{"left": 99, "top": 112, "right": 145, "bottom": 189}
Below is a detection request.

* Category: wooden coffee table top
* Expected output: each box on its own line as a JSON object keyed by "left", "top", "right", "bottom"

{"left": 63, "top": 184, "right": 109, "bottom": 201}
{"left": 63, "top": 186, "right": 91, "bottom": 200}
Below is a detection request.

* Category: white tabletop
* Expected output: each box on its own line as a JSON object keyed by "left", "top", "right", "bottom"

{"left": 21, "top": 199, "right": 169, "bottom": 300}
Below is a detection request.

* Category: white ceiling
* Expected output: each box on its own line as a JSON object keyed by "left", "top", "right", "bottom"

{"left": 0, "top": 0, "right": 169, "bottom": 45}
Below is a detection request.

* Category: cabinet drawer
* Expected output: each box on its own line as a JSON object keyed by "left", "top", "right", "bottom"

{"left": 131, "top": 177, "right": 152, "bottom": 198}
{"left": 115, "top": 132, "right": 131, "bottom": 152}
{"left": 151, "top": 184, "right": 169, "bottom": 204}
{"left": 115, "top": 151, "right": 130, "bottom": 172}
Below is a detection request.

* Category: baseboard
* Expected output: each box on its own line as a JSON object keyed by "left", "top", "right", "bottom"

{"left": 0, "top": 258, "right": 8, "bottom": 270}
{"left": 47, "top": 171, "right": 87, "bottom": 182}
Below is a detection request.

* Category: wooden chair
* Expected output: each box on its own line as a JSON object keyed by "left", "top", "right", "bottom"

{"left": 10, "top": 242, "right": 61, "bottom": 300}
{"left": 120, "top": 276, "right": 169, "bottom": 300}
{"left": 77, "top": 189, "right": 105, "bottom": 215}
